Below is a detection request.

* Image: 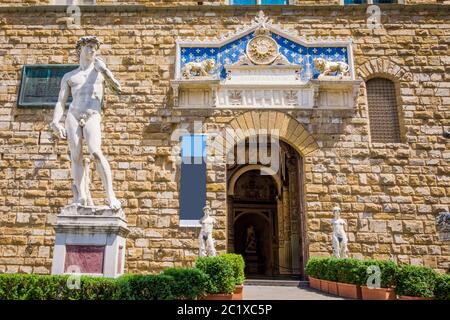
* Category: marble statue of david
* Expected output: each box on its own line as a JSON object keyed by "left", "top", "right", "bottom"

{"left": 51, "top": 36, "right": 122, "bottom": 210}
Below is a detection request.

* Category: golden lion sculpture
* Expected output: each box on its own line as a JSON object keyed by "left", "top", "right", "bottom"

{"left": 313, "top": 58, "right": 350, "bottom": 78}
{"left": 181, "top": 59, "right": 216, "bottom": 79}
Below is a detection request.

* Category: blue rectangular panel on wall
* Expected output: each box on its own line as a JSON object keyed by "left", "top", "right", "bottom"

{"left": 231, "top": 0, "right": 256, "bottom": 4}
{"left": 261, "top": 0, "right": 288, "bottom": 4}
{"left": 372, "top": 0, "right": 395, "bottom": 3}
{"left": 344, "top": 0, "right": 366, "bottom": 4}
{"left": 18, "top": 64, "right": 78, "bottom": 107}
{"left": 180, "top": 135, "right": 207, "bottom": 222}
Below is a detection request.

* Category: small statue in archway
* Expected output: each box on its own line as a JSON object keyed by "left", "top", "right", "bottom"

{"left": 331, "top": 206, "right": 348, "bottom": 258}
{"left": 198, "top": 206, "right": 217, "bottom": 257}
{"left": 245, "top": 225, "right": 257, "bottom": 253}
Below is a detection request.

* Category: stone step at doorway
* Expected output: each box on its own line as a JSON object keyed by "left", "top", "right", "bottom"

{"left": 245, "top": 279, "right": 310, "bottom": 287}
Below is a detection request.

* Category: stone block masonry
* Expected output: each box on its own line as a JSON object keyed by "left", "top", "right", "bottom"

{"left": 0, "top": 4, "right": 448, "bottom": 275}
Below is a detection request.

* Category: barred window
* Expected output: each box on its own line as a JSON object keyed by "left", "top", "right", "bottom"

{"left": 366, "top": 78, "right": 401, "bottom": 143}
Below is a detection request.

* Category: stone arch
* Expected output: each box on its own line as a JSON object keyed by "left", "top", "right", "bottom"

{"left": 216, "top": 111, "right": 319, "bottom": 157}
{"left": 356, "top": 58, "right": 413, "bottom": 82}
{"left": 227, "top": 164, "right": 282, "bottom": 197}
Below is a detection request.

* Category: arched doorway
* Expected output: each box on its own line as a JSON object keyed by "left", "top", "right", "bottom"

{"left": 227, "top": 139, "right": 307, "bottom": 278}
{"left": 232, "top": 171, "right": 278, "bottom": 276}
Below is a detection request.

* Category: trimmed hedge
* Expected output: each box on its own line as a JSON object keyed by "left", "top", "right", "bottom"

{"left": 358, "top": 259, "right": 399, "bottom": 288}
{"left": 1, "top": 273, "right": 186, "bottom": 300}
{"left": 305, "top": 257, "right": 450, "bottom": 299}
{"left": 0, "top": 274, "right": 121, "bottom": 300}
{"left": 118, "top": 274, "right": 175, "bottom": 300}
{"left": 334, "top": 258, "right": 363, "bottom": 285}
{"left": 0, "top": 254, "right": 245, "bottom": 300}
{"left": 434, "top": 274, "right": 450, "bottom": 300}
{"left": 195, "top": 256, "right": 236, "bottom": 294}
{"left": 221, "top": 253, "right": 245, "bottom": 285}
{"left": 396, "top": 265, "right": 437, "bottom": 298}
{"left": 161, "top": 267, "right": 209, "bottom": 299}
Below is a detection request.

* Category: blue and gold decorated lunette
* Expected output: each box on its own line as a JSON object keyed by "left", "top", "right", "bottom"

{"left": 180, "top": 32, "right": 349, "bottom": 81}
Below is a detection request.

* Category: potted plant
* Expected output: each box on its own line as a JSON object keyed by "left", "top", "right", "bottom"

{"left": 359, "top": 259, "right": 398, "bottom": 300}
{"left": 323, "top": 257, "right": 339, "bottom": 296}
{"left": 317, "top": 258, "right": 330, "bottom": 293}
{"left": 221, "top": 253, "right": 245, "bottom": 300}
{"left": 434, "top": 274, "right": 450, "bottom": 300}
{"left": 335, "top": 258, "right": 363, "bottom": 299}
{"left": 396, "top": 265, "right": 436, "bottom": 300}
{"left": 305, "top": 257, "right": 323, "bottom": 291}
{"left": 195, "top": 256, "right": 236, "bottom": 300}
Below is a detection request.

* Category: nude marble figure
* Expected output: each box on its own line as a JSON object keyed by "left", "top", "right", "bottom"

{"left": 51, "top": 36, "right": 122, "bottom": 210}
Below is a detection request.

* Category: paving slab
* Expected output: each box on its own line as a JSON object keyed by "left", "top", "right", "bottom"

{"left": 243, "top": 285, "right": 346, "bottom": 300}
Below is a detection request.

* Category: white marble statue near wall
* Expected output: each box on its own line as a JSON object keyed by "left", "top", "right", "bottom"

{"left": 331, "top": 206, "right": 349, "bottom": 258}
{"left": 199, "top": 206, "right": 217, "bottom": 257}
{"left": 51, "top": 36, "right": 122, "bottom": 210}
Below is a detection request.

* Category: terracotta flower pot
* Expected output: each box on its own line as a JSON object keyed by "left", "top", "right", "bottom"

{"left": 320, "top": 279, "right": 329, "bottom": 293}
{"left": 398, "top": 295, "right": 434, "bottom": 300}
{"left": 308, "top": 277, "right": 321, "bottom": 290}
{"left": 337, "top": 282, "right": 362, "bottom": 299}
{"left": 361, "top": 286, "right": 396, "bottom": 300}
{"left": 202, "top": 293, "right": 234, "bottom": 300}
{"left": 327, "top": 281, "right": 339, "bottom": 296}
{"left": 232, "top": 285, "right": 244, "bottom": 300}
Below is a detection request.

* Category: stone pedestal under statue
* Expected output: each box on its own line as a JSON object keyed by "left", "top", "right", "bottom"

{"left": 51, "top": 204, "right": 129, "bottom": 278}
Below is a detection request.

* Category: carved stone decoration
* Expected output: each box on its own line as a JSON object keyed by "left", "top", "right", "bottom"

{"left": 51, "top": 35, "right": 122, "bottom": 211}
{"left": 229, "top": 90, "right": 243, "bottom": 105}
{"left": 314, "top": 57, "right": 350, "bottom": 79}
{"left": 246, "top": 34, "right": 279, "bottom": 65}
{"left": 181, "top": 58, "right": 216, "bottom": 79}
{"left": 198, "top": 206, "right": 217, "bottom": 257}
{"left": 331, "top": 206, "right": 348, "bottom": 258}
{"left": 50, "top": 36, "right": 129, "bottom": 279}
{"left": 284, "top": 90, "right": 299, "bottom": 106}
{"left": 436, "top": 211, "right": 450, "bottom": 241}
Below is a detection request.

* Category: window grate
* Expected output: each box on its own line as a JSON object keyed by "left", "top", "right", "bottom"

{"left": 366, "top": 78, "right": 401, "bottom": 143}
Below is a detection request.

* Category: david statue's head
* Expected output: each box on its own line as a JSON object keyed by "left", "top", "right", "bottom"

{"left": 76, "top": 36, "right": 102, "bottom": 63}
{"left": 203, "top": 205, "right": 211, "bottom": 216}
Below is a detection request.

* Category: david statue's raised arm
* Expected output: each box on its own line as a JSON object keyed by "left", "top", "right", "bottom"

{"left": 94, "top": 57, "right": 122, "bottom": 94}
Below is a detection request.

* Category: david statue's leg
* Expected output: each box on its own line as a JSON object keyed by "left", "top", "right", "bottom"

{"left": 198, "top": 233, "right": 206, "bottom": 257}
{"left": 65, "top": 113, "right": 84, "bottom": 205}
{"left": 332, "top": 235, "right": 339, "bottom": 258}
{"left": 84, "top": 113, "right": 121, "bottom": 210}
{"left": 207, "top": 235, "right": 216, "bottom": 256}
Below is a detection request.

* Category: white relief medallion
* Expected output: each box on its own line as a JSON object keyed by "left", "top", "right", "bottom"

{"left": 246, "top": 35, "right": 279, "bottom": 65}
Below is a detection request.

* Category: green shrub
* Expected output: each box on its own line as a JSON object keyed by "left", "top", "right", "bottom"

{"left": 322, "top": 257, "right": 339, "bottom": 282}
{"left": 305, "top": 257, "right": 339, "bottom": 281}
{"left": 0, "top": 274, "right": 121, "bottom": 300}
{"left": 118, "top": 274, "right": 174, "bottom": 300}
{"left": 358, "top": 259, "right": 399, "bottom": 288}
{"left": 195, "top": 256, "right": 235, "bottom": 294}
{"left": 78, "top": 276, "right": 121, "bottom": 300}
{"left": 305, "top": 257, "right": 323, "bottom": 279}
{"left": 161, "top": 267, "right": 208, "bottom": 299}
{"left": 0, "top": 273, "right": 177, "bottom": 300}
{"left": 221, "top": 254, "right": 245, "bottom": 285}
{"left": 335, "top": 258, "right": 364, "bottom": 285}
{"left": 434, "top": 274, "right": 450, "bottom": 300}
{"left": 396, "top": 265, "right": 437, "bottom": 298}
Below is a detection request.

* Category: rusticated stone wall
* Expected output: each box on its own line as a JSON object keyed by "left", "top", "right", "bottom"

{"left": 0, "top": 1, "right": 442, "bottom": 7}
{"left": 0, "top": 5, "right": 448, "bottom": 275}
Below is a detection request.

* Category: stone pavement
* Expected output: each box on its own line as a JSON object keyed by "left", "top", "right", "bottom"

{"left": 243, "top": 285, "right": 346, "bottom": 300}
